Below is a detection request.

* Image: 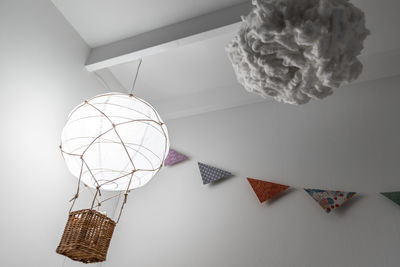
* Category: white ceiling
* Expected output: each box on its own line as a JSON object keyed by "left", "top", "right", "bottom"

{"left": 96, "top": 30, "right": 264, "bottom": 120}
{"left": 109, "top": 32, "right": 239, "bottom": 100}
{"left": 52, "top": 0, "right": 400, "bottom": 120}
{"left": 52, "top": 0, "right": 400, "bottom": 54}
{"left": 51, "top": 0, "right": 247, "bottom": 47}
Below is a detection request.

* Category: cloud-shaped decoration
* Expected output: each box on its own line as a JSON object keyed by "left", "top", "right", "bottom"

{"left": 226, "top": 0, "right": 370, "bottom": 105}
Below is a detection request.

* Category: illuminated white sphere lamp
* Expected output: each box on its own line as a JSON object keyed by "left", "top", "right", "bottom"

{"left": 60, "top": 92, "right": 169, "bottom": 191}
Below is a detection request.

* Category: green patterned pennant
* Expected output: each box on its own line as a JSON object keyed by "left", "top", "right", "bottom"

{"left": 381, "top": 192, "right": 400, "bottom": 206}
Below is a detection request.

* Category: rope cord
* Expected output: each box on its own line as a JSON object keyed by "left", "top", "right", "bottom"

{"left": 130, "top": 59, "right": 143, "bottom": 95}
{"left": 116, "top": 172, "right": 135, "bottom": 223}
{"left": 61, "top": 62, "right": 168, "bottom": 224}
{"left": 68, "top": 159, "right": 84, "bottom": 212}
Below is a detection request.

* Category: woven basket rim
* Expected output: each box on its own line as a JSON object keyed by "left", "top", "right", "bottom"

{"left": 70, "top": 209, "right": 117, "bottom": 225}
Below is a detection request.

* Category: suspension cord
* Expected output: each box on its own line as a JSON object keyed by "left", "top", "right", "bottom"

{"left": 130, "top": 59, "right": 143, "bottom": 95}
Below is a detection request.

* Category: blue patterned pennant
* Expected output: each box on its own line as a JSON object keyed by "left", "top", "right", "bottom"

{"left": 198, "top": 162, "right": 232, "bottom": 184}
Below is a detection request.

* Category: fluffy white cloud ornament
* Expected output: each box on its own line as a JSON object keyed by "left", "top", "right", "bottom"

{"left": 226, "top": 0, "right": 370, "bottom": 104}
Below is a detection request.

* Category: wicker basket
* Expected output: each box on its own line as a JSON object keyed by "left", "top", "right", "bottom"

{"left": 56, "top": 209, "right": 116, "bottom": 264}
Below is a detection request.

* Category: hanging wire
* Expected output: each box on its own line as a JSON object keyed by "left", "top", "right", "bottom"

{"left": 130, "top": 59, "right": 143, "bottom": 95}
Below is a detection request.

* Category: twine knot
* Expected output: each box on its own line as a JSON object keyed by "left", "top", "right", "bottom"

{"left": 69, "top": 193, "right": 79, "bottom": 202}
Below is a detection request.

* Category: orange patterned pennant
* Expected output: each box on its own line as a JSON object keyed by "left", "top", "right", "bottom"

{"left": 247, "top": 178, "right": 289, "bottom": 203}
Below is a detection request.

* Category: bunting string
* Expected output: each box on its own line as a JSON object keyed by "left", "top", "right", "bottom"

{"left": 164, "top": 148, "right": 400, "bottom": 214}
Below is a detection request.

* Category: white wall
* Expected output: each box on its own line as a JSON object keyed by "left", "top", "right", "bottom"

{"left": 1, "top": 1, "right": 400, "bottom": 267}
{"left": 105, "top": 75, "right": 400, "bottom": 267}
{"left": 0, "top": 0, "right": 107, "bottom": 266}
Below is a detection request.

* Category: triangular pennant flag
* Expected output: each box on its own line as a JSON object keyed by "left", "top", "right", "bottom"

{"left": 164, "top": 149, "right": 188, "bottom": 166}
{"left": 381, "top": 192, "right": 400, "bottom": 206}
{"left": 247, "top": 178, "right": 289, "bottom": 203}
{"left": 304, "top": 189, "right": 356, "bottom": 213}
{"left": 198, "top": 162, "right": 232, "bottom": 184}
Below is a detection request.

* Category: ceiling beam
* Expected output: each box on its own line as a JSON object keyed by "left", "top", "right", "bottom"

{"left": 85, "top": 2, "right": 252, "bottom": 72}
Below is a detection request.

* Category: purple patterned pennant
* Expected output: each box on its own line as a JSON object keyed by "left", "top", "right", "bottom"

{"left": 164, "top": 149, "right": 188, "bottom": 166}
{"left": 198, "top": 162, "right": 232, "bottom": 184}
{"left": 305, "top": 189, "right": 356, "bottom": 213}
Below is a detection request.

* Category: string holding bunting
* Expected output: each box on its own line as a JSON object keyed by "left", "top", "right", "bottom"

{"left": 304, "top": 189, "right": 356, "bottom": 213}
{"left": 247, "top": 178, "right": 289, "bottom": 203}
{"left": 198, "top": 162, "right": 232, "bottom": 184}
{"left": 164, "top": 149, "right": 188, "bottom": 166}
{"left": 162, "top": 150, "right": 399, "bottom": 214}
{"left": 381, "top": 192, "right": 400, "bottom": 207}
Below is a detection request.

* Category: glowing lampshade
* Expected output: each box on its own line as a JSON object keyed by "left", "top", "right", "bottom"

{"left": 60, "top": 92, "right": 169, "bottom": 191}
